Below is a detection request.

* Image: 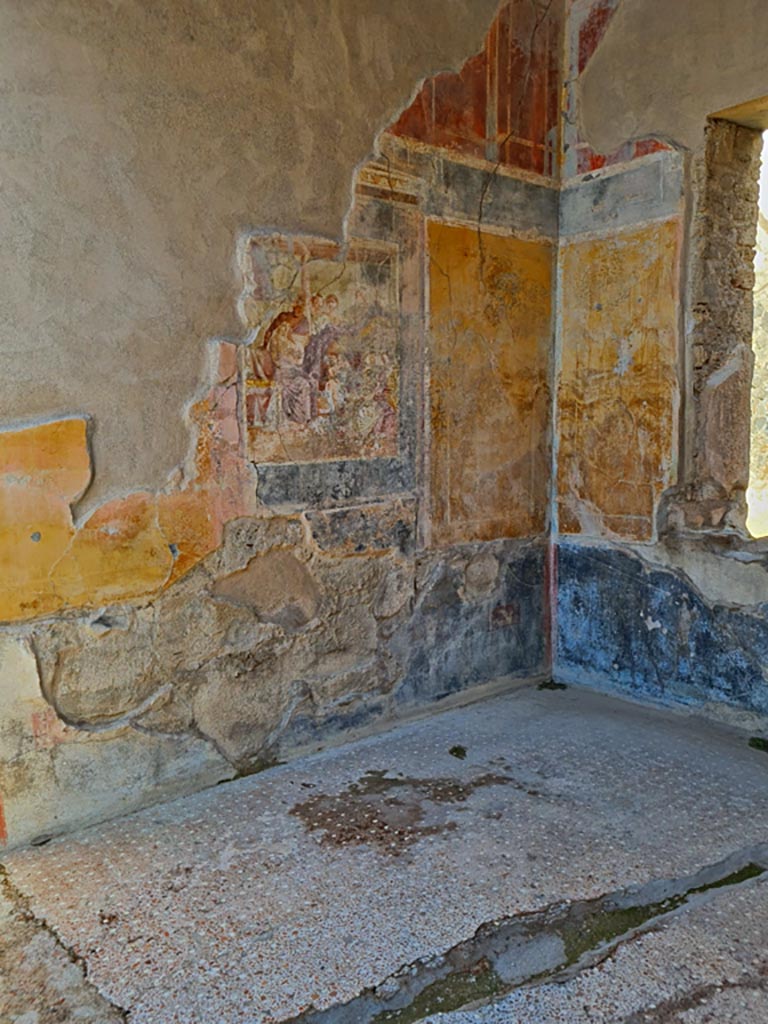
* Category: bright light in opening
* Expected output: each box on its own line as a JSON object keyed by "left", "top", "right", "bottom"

{"left": 747, "top": 130, "right": 768, "bottom": 537}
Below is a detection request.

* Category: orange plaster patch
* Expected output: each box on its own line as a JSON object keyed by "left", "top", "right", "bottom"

{"left": 0, "top": 343, "right": 254, "bottom": 624}
{"left": 158, "top": 490, "right": 220, "bottom": 584}
{"left": 0, "top": 480, "right": 74, "bottom": 619}
{"left": 0, "top": 419, "right": 91, "bottom": 621}
{"left": 0, "top": 417, "right": 91, "bottom": 501}
{"left": 158, "top": 346, "right": 255, "bottom": 586}
{"left": 54, "top": 492, "right": 173, "bottom": 606}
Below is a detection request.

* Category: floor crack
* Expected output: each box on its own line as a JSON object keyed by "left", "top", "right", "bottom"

{"left": 0, "top": 863, "right": 131, "bottom": 1021}
{"left": 620, "top": 963, "right": 768, "bottom": 1023}
{"left": 278, "top": 845, "right": 768, "bottom": 1024}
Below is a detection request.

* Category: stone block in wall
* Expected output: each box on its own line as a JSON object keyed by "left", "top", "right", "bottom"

{"left": 213, "top": 551, "right": 321, "bottom": 630}
{"left": 36, "top": 607, "right": 159, "bottom": 727}
{"left": 0, "top": 727, "right": 230, "bottom": 850}
{"left": 391, "top": 539, "right": 547, "bottom": 707}
{"left": 700, "top": 343, "right": 753, "bottom": 494}
{"left": 216, "top": 515, "right": 308, "bottom": 575}
{"left": 305, "top": 499, "right": 416, "bottom": 557}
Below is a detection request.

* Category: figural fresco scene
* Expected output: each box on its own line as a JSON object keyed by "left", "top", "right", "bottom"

{"left": 240, "top": 235, "right": 400, "bottom": 465}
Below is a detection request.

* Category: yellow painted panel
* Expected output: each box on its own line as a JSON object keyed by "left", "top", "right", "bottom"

{"left": 0, "top": 418, "right": 90, "bottom": 502}
{"left": 558, "top": 219, "right": 680, "bottom": 541}
{"left": 427, "top": 221, "right": 552, "bottom": 546}
{"left": 54, "top": 493, "right": 172, "bottom": 607}
{"left": 0, "top": 343, "right": 254, "bottom": 623}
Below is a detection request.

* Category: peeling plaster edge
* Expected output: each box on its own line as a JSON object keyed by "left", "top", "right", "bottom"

{"left": 560, "top": 534, "right": 768, "bottom": 613}
{"left": 341, "top": 0, "right": 509, "bottom": 244}
{"left": 0, "top": 412, "right": 96, "bottom": 519}
{"left": 0, "top": 411, "right": 92, "bottom": 437}
{"left": 27, "top": 624, "right": 177, "bottom": 738}
{"left": 560, "top": 139, "right": 685, "bottom": 189}
{"left": 47, "top": 684, "right": 175, "bottom": 736}
{"left": 573, "top": 0, "right": 691, "bottom": 162}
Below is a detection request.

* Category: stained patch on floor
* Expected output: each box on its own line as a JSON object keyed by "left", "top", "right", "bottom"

{"left": 289, "top": 769, "right": 515, "bottom": 854}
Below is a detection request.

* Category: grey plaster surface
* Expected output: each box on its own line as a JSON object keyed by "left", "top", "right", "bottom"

{"left": 3, "top": 684, "right": 768, "bottom": 1022}
{"left": 0, "top": 0, "right": 498, "bottom": 504}
{"left": 559, "top": 151, "right": 683, "bottom": 236}
{"left": 581, "top": 0, "right": 768, "bottom": 154}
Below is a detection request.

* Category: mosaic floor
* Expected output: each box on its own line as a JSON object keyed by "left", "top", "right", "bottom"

{"left": 3, "top": 682, "right": 768, "bottom": 1023}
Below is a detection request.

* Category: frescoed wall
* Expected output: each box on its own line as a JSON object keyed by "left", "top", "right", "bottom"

{"left": 6, "top": 0, "right": 768, "bottom": 852}
{"left": 0, "top": 345, "right": 255, "bottom": 624}
{"left": 242, "top": 236, "right": 401, "bottom": 465}
{"left": 557, "top": 219, "right": 681, "bottom": 541}
{"left": 0, "top": 0, "right": 558, "bottom": 849}
{"left": 562, "top": 0, "right": 670, "bottom": 177}
{"left": 389, "top": 0, "right": 562, "bottom": 177}
{"left": 555, "top": 0, "right": 768, "bottom": 722}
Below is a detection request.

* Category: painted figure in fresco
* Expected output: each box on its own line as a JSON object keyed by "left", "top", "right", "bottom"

{"left": 248, "top": 293, "right": 350, "bottom": 428}
{"left": 272, "top": 300, "right": 312, "bottom": 425}
{"left": 370, "top": 353, "right": 398, "bottom": 447}
{"left": 246, "top": 282, "right": 397, "bottom": 453}
{"left": 247, "top": 299, "right": 301, "bottom": 425}
{"left": 242, "top": 237, "right": 399, "bottom": 465}
{"left": 247, "top": 298, "right": 309, "bottom": 425}
{"left": 302, "top": 294, "right": 344, "bottom": 421}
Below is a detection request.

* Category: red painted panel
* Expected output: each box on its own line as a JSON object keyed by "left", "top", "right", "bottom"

{"left": 390, "top": 50, "right": 488, "bottom": 161}
{"left": 578, "top": 0, "right": 618, "bottom": 74}
{"left": 389, "top": 0, "right": 562, "bottom": 179}
{"left": 634, "top": 138, "right": 669, "bottom": 158}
